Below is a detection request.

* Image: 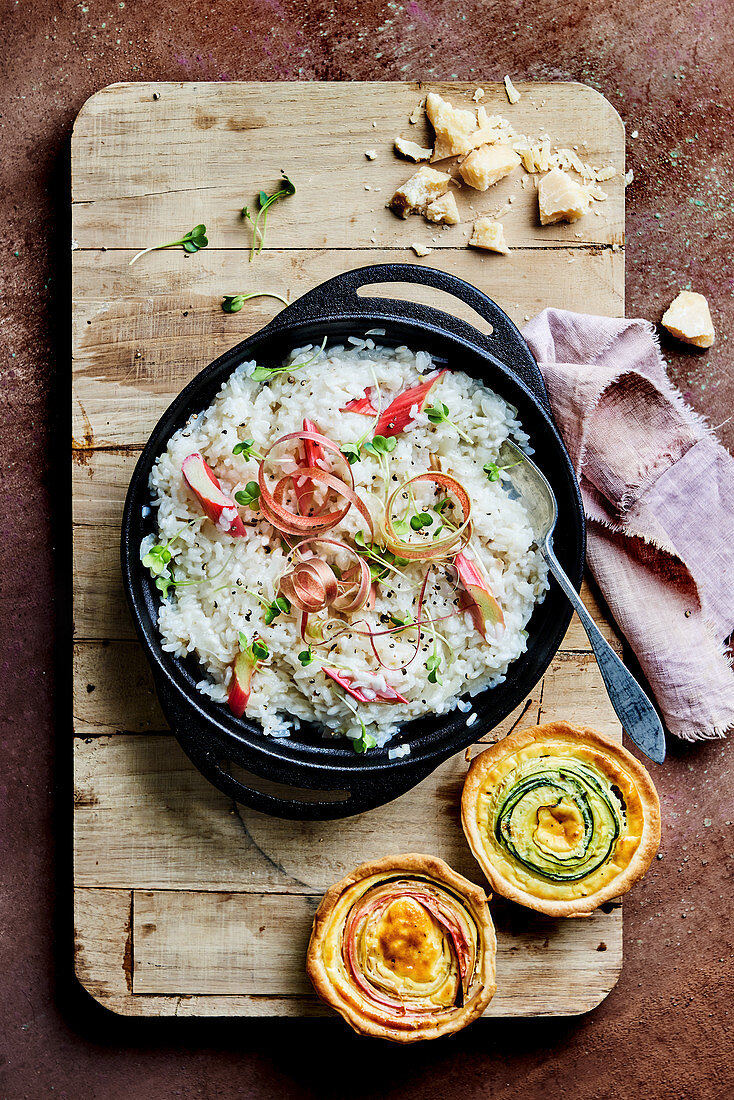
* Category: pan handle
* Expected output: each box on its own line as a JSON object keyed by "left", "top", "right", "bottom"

{"left": 155, "top": 677, "right": 436, "bottom": 821}
{"left": 264, "top": 263, "right": 549, "bottom": 409}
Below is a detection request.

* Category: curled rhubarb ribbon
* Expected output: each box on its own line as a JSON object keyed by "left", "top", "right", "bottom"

{"left": 384, "top": 471, "right": 472, "bottom": 561}
{"left": 257, "top": 428, "right": 374, "bottom": 539}
{"left": 279, "top": 537, "right": 371, "bottom": 615}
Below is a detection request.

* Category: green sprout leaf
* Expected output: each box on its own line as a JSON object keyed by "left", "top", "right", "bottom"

{"left": 353, "top": 732, "right": 377, "bottom": 754}
{"left": 232, "top": 438, "right": 267, "bottom": 462}
{"left": 341, "top": 441, "right": 363, "bottom": 465}
{"left": 222, "top": 291, "right": 289, "bottom": 313}
{"left": 129, "top": 224, "right": 208, "bottom": 266}
{"left": 238, "top": 631, "right": 269, "bottom": 664}
{"left": 234, "top": 481, "right": 261, "bottom": 508}
{"left": 298, "top": 647, "right": 314, "bottom": 666}
{"left": 142, "top": 544, "right": 172, "bottom": 577}
{"left": 410, "top": 511, "right": 433, "bottom": 531}
{"left": 262, "top": 594, "right": 291, "bottom": 625}
{"left": 425, "top": 402, "right": 450, "bottom": 424}
{"left": 483, "top": 458, "right": 522, "bottom": 482}
{"left": 242, "top": 173, "right": 296, "bottom": 262}
{"left": 426, "top": 653, "right": 443, "bottom": 685}
{"left": 425, "top": 401, "right": 473, "bottom": 443}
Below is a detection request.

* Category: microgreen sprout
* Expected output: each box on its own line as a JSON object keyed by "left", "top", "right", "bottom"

{"left": 142, "top": 520, "right": 195, "bottom": 585}
{"left": 242, "top": 173, "right": 296, "bottom": 262}
{"left": 425, "top": 401, "right": 473, "bottom": 444}
{"left": 232, "top": 438, "right": 265, "bottom": 461}
{"left": 362, "top": 434, "right": 397, "bottom": 458}
{"left": 342, "top": 366, "right": 384, "bottom": 465}
{"left": 129, "top": 224, "right": 208, "bottom": 266}
{"left": 250, "top": 336, "right": 327, "bottom": 382}
{"left": 238, "top": 632, "right": 270, "bottom": 664}
{"left": 353, "top": 530, "right": 410, "bottom": 583}
{"left": 245, "top": 590, "right": 292, "bottom": 625}
{"left": 222, "top": 291, "right": 289, "bottom": 313}
{"left": 410, "top": 511, "right": 433, "bottom": 531}
{"left": 426, "top": 652, "right": 443, "bottom": 685}
{"left": 389, "top": 612, "right": 414, "bottom": 630}
{"left": 234, "top": 481, "right": 261, "bottom": 508}
{"left": 354, "top": 731, "right": 378, "bottom": 754}
{"left": 298, "top": 646, "right": 314, "bottom": 666}
{"left": 483, "top": 458, "right": 522, "bottom": 482}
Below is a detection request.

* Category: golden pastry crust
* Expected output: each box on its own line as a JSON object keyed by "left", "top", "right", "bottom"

{"left": 461, "top": 721, "right": 661, "bottom": 918}
{"left": 306, "top": 852, "right": 497, "bottom": 1041}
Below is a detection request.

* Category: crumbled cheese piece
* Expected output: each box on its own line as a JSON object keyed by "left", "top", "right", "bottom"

{"left": 411, "top": 242, "right": 433, "bottom": 257}
{"left": 469, "top": 217, "right": 510, "bottom": 254}
{"left": 631, "top": 129, "right": 639, "bottom": 138}
{"left": 388, "top": 166, "right": 451, "bottom": 217}
{"left": 426, "top": 91, "right": 482, "bottom": 159}
{"left": 409, "top": 98, "right": 425, "bottom": 125}
{"left": 551, "top": 147, "right": 616, "bottom": 183}
{"left": 473, "top": 88, "right": 485, "bottom": 102}
{"left": 625, "top": 168, "right": 634, "bottom": 186}
{"left": 459, "top": 144, "right": 521, "bottom": 190}
{"left": 503, "top": 75, "right": 521, "bottom": 104}
{"left": 538, "top": 167, "right": 590, "bottom": 224}
{"left": 364, "top": 149, "right": 377, "bottom": 160}
{"left": 661, "top": 291, "right": 715, "bottom": 348}
{"left": 424, "top": 191, "right": 461, "bottom": 225}
{"left": 585, "top": 183, "right": 608, "bottom": 202}
{"left": 394, "top": 136, "right": 433, "bottom": 162}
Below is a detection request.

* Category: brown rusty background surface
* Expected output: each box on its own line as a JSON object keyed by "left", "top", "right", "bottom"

{"left": 0, "top": 1, "right": 732, "bottom": 1098}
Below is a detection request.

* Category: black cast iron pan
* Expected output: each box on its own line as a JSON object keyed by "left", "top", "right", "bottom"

{"left": 121, "top": 264, "right": 584, "bottom": 820}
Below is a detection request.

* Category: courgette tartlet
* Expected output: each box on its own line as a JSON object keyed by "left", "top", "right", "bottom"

{"left": 461, "top": 721, "right": 661, "bottom": 917}
{"left": 306, "top": 853, "right": 497, "bottom": 1042}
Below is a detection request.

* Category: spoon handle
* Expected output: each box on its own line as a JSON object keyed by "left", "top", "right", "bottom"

{"left": 542, "top": 542, "right": 666, "bottom": 764}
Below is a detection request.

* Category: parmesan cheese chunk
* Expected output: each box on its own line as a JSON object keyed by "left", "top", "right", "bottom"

{"left": 411, "top": 242, "right": 433, "bottom": 257}
{"left": 538, "top": 167, "right": 590, "bottom": 224}
{"left": 426, "top": 92, "right": 481, "bottom": 160}
{"left": 424, "top": 191, "right": 460, "bottom": 225}
{"left": 394, "top": 136, "right": 433, "bottom": 162}
{"left": 503, "top": 75, "right": 521, "bottom": 104}
{"left": 469, "top": 217, "right": 510, "bottom": 254}
{"left": 661, "top": 291, "right": 715, "bottom": 349}
{"left": 389, "top": 166, "right": 451, "bottom": 217}
{"left": 459, "top": 144, "right": 521, "bottom": 191}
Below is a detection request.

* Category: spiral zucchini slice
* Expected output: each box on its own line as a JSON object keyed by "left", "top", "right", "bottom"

{"left": 461, "top": 721, "right": 661, "bottom": 917}
{"left": 306, "top": 853, "right": 497, "bottom": 1041}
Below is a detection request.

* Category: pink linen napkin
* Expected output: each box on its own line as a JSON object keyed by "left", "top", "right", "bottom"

{"left": 522, "top": 308, "right": 734, "bottom": 742}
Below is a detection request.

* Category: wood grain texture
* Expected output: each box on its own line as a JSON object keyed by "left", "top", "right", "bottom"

{"left": 71, "top": 81, "right": 625, "bottom": 1020}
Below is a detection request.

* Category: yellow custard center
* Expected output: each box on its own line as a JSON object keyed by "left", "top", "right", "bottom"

{"left": 534, "top": 799, "right": 585, "bottom": 854}
{"left": 375, "top": 897, "right": 443, "bottom": 983}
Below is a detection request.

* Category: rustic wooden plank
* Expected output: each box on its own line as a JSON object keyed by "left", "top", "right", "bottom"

{"left": 131, "top": 887, "right": 620, "bottom": 1014}
{"left": 73, "top": 656, "right": 620, "bottom": 892}
{"left": 71, "top": 246, "right": 624, "bottom": 448}
{"left": 74, "top": 886, "right": 620, "bottom": 1016}
{"left": 71, "top": 81, "right": 624, "bottom": 249}
{"left": 73, "top": 640, "right": 165, "bottom": 734}
{"left": 133, "top": 889, "right": 315, "bottom": 995}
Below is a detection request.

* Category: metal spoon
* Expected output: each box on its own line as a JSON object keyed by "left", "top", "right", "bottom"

{"left": 499, "top": 439, "right": 666, "bottom": 764}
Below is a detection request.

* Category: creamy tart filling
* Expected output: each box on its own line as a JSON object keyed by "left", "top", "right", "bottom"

{"left": 461, "top": 722, "right": 661, "bottom": 915}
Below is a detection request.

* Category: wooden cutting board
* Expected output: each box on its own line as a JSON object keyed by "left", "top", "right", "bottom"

{"left": 71, "top": 81, "right": 626, "bottom": 1018}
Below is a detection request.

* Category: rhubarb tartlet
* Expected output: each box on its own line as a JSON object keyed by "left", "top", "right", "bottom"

{"left": 306, "top": 853, "right": 497, "bottom": 1041}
